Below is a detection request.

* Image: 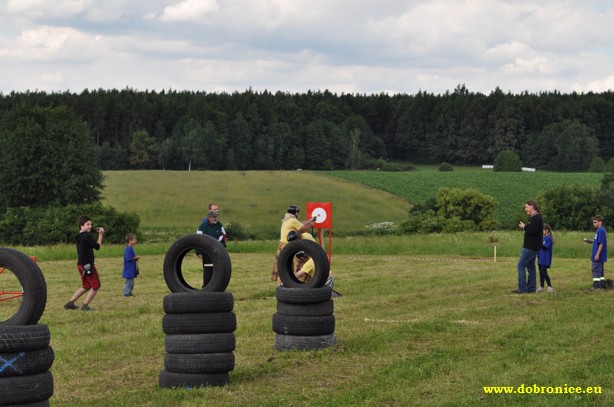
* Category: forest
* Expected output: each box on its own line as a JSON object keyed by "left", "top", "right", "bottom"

{"left": 1, "top": 84, "right": 614, "bottom": 171}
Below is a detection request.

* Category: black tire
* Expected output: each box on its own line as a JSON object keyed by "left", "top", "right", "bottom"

{"left": 0, "top": 346, "right": 54, "bottom": 377}
{"left": 272, "top": 313, "right": 335, "bottom": 336}
{"left": 0, "top": 325, "right": 51, "bottom": 353}
{"left": 275, "top": 286, "right": 332, "bottom": 304}
{"left": 0, "top": 371, "right": 53, "bottom": 405}
{"left": 164, "top": 352, "right": 235, "bottom": 374}
{"left": 163, "top": 234, "right": 231, "bottom": 293}
{"left": 277, "top": 299, "right": 333, "bottom": 316}
{"left": 165, "top": 333, "right": 236, "bottom": 354}
{"left": 159, "top": 369, "right": 229, "bottom": 388}
{"left": 162, "top": 312, "right": 237, "bottom": 335}
{"left": 274, "top": 333, "right": 337, "bottom": 351}
{"left": 164, "top": 333, "right": 236, "bottom": 353}
{"left": 277, "top": 240, "right": 329, "bottom": 289}
{"left": 163, "top": 292, "right": 234, "bottom": 314}
{"left": 0, "top": 248, "right": 47, "bottom": 326}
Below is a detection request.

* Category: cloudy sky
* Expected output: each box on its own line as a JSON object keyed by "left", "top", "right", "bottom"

{"left": 1, "top": 0, "right": 613, "bottom": 96}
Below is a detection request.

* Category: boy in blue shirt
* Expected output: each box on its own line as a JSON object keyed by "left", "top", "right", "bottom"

{"left": 585, "top": 215, "right": 607, "bottom": 289}
{"left": 122, "top": 233, "right": 140, "bottom": 297}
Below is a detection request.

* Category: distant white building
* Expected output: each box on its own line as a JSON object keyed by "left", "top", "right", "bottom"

{"left": 522, "top": 167, "right": 536, "bottom": 172}
{"left": 482, "top": 165, "right": 494, "bottom": 169}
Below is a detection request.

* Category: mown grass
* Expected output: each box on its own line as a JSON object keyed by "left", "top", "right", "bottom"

{"left": 101, "top": 170, "right": 411, "bottom": 241}
{"left": 329, "top": 169, "right": 602, "bottom": 228}
{"left": 37, "top": 248, "right": 612, "bottom": 406}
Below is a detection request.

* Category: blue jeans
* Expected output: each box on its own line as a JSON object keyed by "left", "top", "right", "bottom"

{"left": 517, "top": 248, "right": 538, "bottom": 292}
{"left": 123, "top": 278, "right": 134, "bottom": 296}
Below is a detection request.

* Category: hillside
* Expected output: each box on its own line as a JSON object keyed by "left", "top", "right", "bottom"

{"left": 101, "top": 170, "right": 412, "bottom": 240}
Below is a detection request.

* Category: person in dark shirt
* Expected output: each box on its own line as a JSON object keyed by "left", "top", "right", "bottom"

{"left": 512, "top": 200, "right": 544, "bottom": 294}
{"left": 64, "top": 215, "right": 104, "bottom": 311}
{"left": 197, "top": 211, "right": 227, "bottom": 247}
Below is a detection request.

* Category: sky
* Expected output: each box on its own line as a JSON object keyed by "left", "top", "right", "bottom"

{"left": 1, "top": 0, "right": 614, "bottom": 96}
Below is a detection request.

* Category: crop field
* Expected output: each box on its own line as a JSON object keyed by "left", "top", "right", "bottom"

{"left": 329, "top": 169, "right": 602, "bottom": 228}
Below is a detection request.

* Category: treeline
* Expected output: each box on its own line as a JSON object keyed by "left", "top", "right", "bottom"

{"left": 2, "top": 84, "right": 614, "bottom": 171}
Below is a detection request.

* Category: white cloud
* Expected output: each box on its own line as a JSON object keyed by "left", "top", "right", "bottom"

{"left": 5, "top": 0, "right": 92, "bottom": 19}
{"left": 160, "top": 0, "right": 219, "bottom": 22}
{"left": 1, "top": 0, "right": 614, "bottom": 94}
{"left": 0, "top": 26, "right": 100, "bottom": 60}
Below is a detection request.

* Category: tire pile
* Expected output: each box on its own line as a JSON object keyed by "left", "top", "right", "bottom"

{"left": 0, "top": 249, "right": 53, "bottom": 406}
{"left": 273, "top": 286, "right": 336, "bottom": 351}
{"left": 159, "top": 235, "right": 234, "bottom": 389}
{"left": 273, "top": 240, "right": 336, "bottom": 351}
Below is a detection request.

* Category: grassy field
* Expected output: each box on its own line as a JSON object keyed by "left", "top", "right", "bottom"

{"left": 101, "top": 171, "right": 412, "bottom": 241}
{"left": 4, "top": 169, "right": 613, "bottom": 406}
{"left": 329, "top": 169, "right": 602, "bottom": 228}
{"left": 33, "top": 250, "right": 612, "bottom": 406}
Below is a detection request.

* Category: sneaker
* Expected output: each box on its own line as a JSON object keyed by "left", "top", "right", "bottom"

{"left": 123, "top": 293, "right": 134, "bottom": 297}
{"left": 81, "top": 304, "right": 95, "bottom": 311}
{"left": 511, "top": 289, "right": 526, "bottom": 294}
{"left": 536, "top": 287, "right": 544, "bottom": 292}
{"left": 547, "top": 286, "right": 554, "bottom": 292}
{"left": 64, "top": 301, "right": 78, "bottom": 310}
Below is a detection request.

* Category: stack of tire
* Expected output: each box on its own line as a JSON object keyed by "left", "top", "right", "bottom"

{"left": 159, "top": 235, "right": 235, "bottom": 389}
{"left": 0, "top": 248, "right": 54, "bottom": 406}
{"left": 273, "top": 240, "right": 336, "bottom": 351}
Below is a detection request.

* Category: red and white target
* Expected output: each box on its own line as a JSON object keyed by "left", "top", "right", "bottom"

{"left": 306, "top": 202, "right": 332, "bottom": 229}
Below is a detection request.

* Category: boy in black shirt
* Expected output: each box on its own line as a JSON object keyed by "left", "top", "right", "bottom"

{"left": 64, "top": 215, "right": 104, "bottom": 311}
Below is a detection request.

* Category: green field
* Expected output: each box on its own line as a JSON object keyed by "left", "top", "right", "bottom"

{"left": 329, "top": 169, "right": 602, "bottom": 228}
{"left": 101, "top": 169, "right": 602, "bottom": 241}
{"left": 4, "top": 169, "right": 613, "bottom": 406}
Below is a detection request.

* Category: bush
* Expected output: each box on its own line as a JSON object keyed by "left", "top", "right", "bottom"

{"left": 606, "top": 157, "right": 614, "bottom": 173}
{"left": 493, "top": 150, "right": 522, "bottom": 172}
{"left": 589, "top": 157, "right": 606, "bottom": 173}
{"left": 537, "top": 185, "right": 603, "bottom": 231}
{"left": 399, "top": 188, "right": 500, "bottom": 234}
{"left": 438, "top": 162, "right": 454, "bottom": 172}
{"left": 399, "top": 210, "right": 445, "bottom": 234}
{"left": 0, "top": 203, "right": 140, "bottom": 245}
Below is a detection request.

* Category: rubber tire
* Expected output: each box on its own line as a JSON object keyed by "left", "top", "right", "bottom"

{"left": 277, "top": 240, "right": 330, "bottom": 289}
{"left": 0, "top": 371, "right": 53, "bottom": 405}
{"left": 277, "top": 299, "right": 333, "bottom": 316}
{"left": 272, "top": 313, "right": 335, "bottom": 336}
{"left": 163, "top": 292, "right": 233, "bottom": 314}
{"left": 164, "top": 352, "right": 235, "bottom": 374}
{"left": 274, "top": 333, "right": 337, "bottom": 351}
{"left": 159, "top": 369, "right": 229, "bottom": 388}
{"left": 162, "top": 312, "right": 237, "bottom": 335}
{"left": 0, "top": 346, "right": 54, "bottom": 377}
{"left": 0, "top": 325, "right": 51, "bottom": 352}
{"left": 0, "top": 248, "right": 47, "bottom": 326}
{"left": 275, "top": 286, "right": 332, "bottom": 304}
{"left": 165, "top": 333, "right": 236, "bottom": 354}
{"left": 163, "top": 234, "right": 231, "bottom": 293}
